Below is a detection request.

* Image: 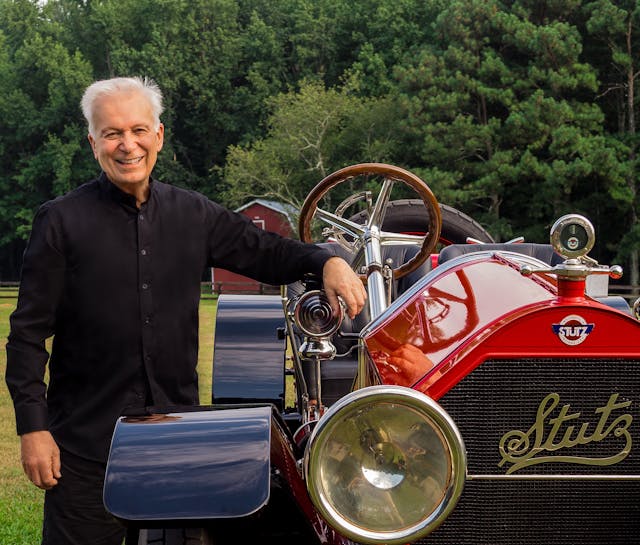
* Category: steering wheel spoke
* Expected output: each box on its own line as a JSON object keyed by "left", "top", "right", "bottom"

{"left": 379, "top": 232, "right": 426, "bottom": 246}
{"left": 367, "top": 178, "right": 395, "bottom": 229}
{"left": 315, "top": 208, "right": 366, "bottom": 240}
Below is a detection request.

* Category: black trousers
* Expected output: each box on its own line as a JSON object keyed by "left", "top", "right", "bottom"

{"left": 42, "top": 447, "right": 126, "bottom": 545}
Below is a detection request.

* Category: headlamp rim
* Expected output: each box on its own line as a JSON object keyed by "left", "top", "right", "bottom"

{"left": 303, "top": 385, "right": 466, "bottom": 545}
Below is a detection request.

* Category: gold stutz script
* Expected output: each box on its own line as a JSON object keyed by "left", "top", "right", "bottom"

{"left": 498, "top": 393, "right": 633, "bottom": 474}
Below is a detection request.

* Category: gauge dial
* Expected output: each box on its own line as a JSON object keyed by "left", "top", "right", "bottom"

{"left": 550, "top": 215, "right": 595, "bottom": 259}
{"left": 560, "top": 223, "right": 588, "bottom": 253}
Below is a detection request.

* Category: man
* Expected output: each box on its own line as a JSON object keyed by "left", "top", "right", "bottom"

{"left": 5, "top": 76, "right": 366, "bottom": 545}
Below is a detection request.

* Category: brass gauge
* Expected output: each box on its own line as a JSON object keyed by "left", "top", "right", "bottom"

{"left": 550, "top": 214, "right": 595, "bottom": 259}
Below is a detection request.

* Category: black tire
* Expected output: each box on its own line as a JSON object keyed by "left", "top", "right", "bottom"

{"left": 350, "top": 199, "right": 494, "bottom": 244}
{"left": 138, "top": 528, "right": 213, "bottom": 545}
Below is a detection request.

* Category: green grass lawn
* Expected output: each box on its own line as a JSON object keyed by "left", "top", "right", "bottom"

{"left": 0, "top": 297, "right": 217, "bottom": 545}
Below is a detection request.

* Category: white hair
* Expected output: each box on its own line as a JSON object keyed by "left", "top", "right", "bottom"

{"left": 81, "top": 76, "right": 164, "bottom": 137}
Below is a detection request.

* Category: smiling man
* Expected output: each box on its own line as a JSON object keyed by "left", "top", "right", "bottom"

{"left": 5, "top": 77, "right": 365, "bottom": 545}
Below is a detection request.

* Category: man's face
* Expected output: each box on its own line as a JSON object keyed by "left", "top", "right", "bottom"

{"left": 88, "top": 91, "right": 164, "bottom": 194}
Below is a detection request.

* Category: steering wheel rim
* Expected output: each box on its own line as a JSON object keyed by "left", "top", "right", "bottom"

{"left": 299, "top": 163, "right": 442, "bottom": 280}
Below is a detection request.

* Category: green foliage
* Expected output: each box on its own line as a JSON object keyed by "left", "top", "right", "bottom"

{"left": 0, "top": 0, "right": 94, "bottom": 257}
{"left": 221, "top": 79, "right": 403, "bottom": 215}
{"left": 0, "top": 0, "right": 638, "bottom": 280}
{"left": 395, "top": 0, "right": 632, "bottom": 248}
{"left": 582, "top": 0, "right": 640, "bottom": 277}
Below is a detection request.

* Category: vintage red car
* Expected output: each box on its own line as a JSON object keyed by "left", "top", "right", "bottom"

{"left": 103, "top": 164, "right": 639, "bottom": 545}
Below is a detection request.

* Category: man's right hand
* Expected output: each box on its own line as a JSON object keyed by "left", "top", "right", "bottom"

{"left": 20, "top": 430, "right": 61, "bottom": 490}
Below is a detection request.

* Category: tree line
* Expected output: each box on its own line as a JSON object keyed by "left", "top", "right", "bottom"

{"left": 0, "top": 0, "right": 638, "bottom": 285}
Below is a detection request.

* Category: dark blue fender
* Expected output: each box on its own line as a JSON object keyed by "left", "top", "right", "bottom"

{"left": 103, "top": 406, "right": 271, "bottom": 521}
{"left": 212, "top": 294, "right": 285, "bottom": 409}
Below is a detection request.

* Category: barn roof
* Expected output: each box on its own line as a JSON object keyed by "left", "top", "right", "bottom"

{"left": 235, "top": 199, "right": 298, "bottom": 227}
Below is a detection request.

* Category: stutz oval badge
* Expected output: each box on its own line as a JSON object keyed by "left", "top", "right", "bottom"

{"left": 552, "top": 314, "right": 594, "bottom": 345}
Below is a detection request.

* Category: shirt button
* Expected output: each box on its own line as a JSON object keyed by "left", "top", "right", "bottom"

{"left": 141, "top": 249, "right": 147, "bottom": 256}
{"left": 139, "top": 214, "right": 145, "bottom": 221}
{"left": 144, "top": 316, "right": 151, "bottom": 324}
{"left": 142, "top": 283, "right": 149, "bottom": 290}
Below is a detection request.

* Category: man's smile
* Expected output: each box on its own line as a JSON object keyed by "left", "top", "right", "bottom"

{"left": 117, "top": 156, "right": 144, "bottom": 165}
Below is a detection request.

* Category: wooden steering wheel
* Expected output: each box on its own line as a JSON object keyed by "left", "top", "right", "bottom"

{"left": 299, "top": 163, "right": 442, "bottom": 280}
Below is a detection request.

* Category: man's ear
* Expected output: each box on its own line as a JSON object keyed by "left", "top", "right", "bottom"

{"left": 156, "top": 123, "right": 165, "bottom": 152}
{"left": 87, "top": 133, "right": 98, "bottom": 159}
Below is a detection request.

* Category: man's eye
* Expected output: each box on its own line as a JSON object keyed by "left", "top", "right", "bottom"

{"left": 104, "top": 132, "right": 119, "bottom": 139}
{"left": 134, "top": 128, "right": 148, "bottom": 134}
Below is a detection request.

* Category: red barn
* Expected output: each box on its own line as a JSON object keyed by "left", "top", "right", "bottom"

{"left": 212, "top": 199, "right": 297, "bottom": 293}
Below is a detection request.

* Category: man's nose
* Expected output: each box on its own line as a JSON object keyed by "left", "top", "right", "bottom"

{"left": 118, "top": 131, "right": 136, "bottom": 151}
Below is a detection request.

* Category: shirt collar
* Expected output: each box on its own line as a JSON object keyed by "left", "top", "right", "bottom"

{"left": 98, "top": 172, "right": 157, "bottom": 211}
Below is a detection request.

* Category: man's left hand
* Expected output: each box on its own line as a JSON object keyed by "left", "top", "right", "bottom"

{"left": 322, "top": 257, "right": 367, "bottom": 319}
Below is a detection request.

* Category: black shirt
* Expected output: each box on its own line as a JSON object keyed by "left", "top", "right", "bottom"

{"left": 6, "top": 174, "right": 330, "bottom": 462}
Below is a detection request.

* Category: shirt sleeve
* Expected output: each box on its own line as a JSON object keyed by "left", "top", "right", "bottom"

{"left": 5, "top": 203, "right": 66, "bottom": 435}
{"left": 204, "top": 201, "right": 333, "bottom": 285}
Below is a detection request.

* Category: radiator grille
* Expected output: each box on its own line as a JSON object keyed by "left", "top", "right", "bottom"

{"left": 419, "top": 358, "right": 640, "bottom": 545}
